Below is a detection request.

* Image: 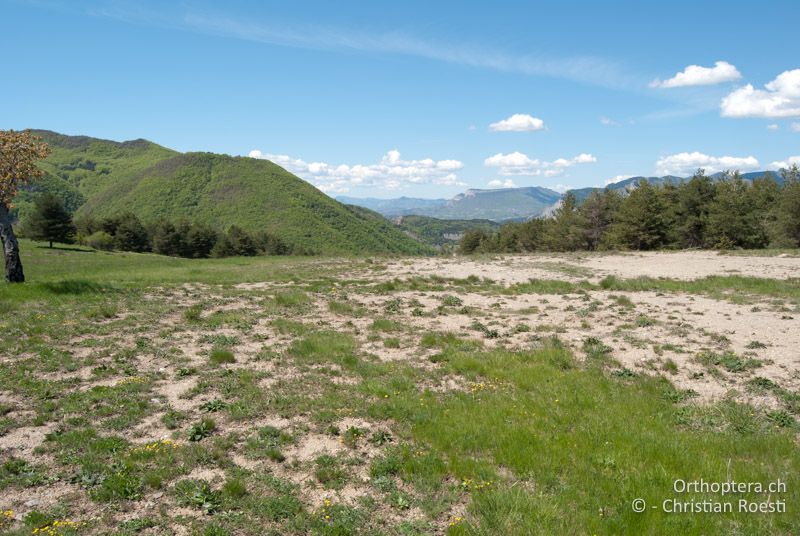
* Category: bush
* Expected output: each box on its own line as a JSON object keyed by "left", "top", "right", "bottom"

{"left": 86, "top": 231, "right": 115, "bottom": 251}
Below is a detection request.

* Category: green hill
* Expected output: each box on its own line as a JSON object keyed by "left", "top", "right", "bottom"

{"left": 16, "top": 130, "right": 432, "bottom": 255}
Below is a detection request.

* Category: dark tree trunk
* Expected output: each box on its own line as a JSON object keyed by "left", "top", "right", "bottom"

{"left": 0, "top": 203, "right": 25, "bottom": 283}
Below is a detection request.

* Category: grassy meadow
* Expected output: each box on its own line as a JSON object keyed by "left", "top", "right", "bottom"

{"left": 0, "top": 241, "right": 798, "bottom": 535}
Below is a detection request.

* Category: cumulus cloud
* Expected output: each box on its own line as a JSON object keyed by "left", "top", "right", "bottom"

{"left": 768, "top": 156, "right": 800, "bottom": 170}
{"left": 767, "top": 124, "right": 780, "bottom": 130}
{"left": 484, "top": 152, "right": 596, "bottom": 177}
{"left": 651, "top": 61, "right": 741, "bottom": 88}
{"left": 487, "top": 179, "right": 517, "bottom": 188}
{"left": 600, "top": 116, "right": 620, "bottom": 126}
{"left": 655, "top": 152, "right": 760, "bottom": 176}
{"left": 489, "top": 114, "right": 545, "bottom": 132}
{"left": 248, "top": 149, "right": 465, "bottom": 193}
{"left": 721, "top": 69, "right": 800, "bottom": 118}
{"left": 792, "top": 122, "right": 800, "bottom": 132}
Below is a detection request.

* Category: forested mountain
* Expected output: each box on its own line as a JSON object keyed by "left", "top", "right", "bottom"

{"left": 15, "top": 130, "right": 432, "bottom": 255}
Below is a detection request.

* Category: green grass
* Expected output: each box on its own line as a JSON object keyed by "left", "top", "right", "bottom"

{"left": 2, "top": 243, "right": 799, "bottom": 535}
{"left": 388, "top": 343, "right": 799, "bottom": 534}
{"left": 209, "top": 348, "right": 236, "bottom": 365}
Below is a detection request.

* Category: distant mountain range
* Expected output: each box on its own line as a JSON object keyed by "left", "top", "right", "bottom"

{"left": 339, "top": 186, "right": 562, "bottom": 221}
{"left": 340, "top": 171, "right": 784, "bottom": 221}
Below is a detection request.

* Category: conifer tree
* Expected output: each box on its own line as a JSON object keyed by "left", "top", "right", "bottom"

{"left": 25, "top": 193, "right": 75, "bottom": 248}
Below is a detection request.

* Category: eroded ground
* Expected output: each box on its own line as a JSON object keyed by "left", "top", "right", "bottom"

{"left": 1, "top": 251, "right": 799, "bottom": 535}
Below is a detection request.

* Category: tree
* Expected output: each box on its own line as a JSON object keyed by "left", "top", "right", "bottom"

{"left": 24, "top": 193, "right": 76, "bottom": 247}
{"left": 542, "top": 192, "right": 586, "bottom": 251}
{"left": 151, "top": 221, "right": 183, "bottom": 256}
{"left": 110, "top": 213, "right": 150, "bottom": 252}
{"left": 211, "top": 225, "right": 257, "bottom": 258}
{"left": 673, "top": 170, "right": 715, "bottom": 248}
{"left": 579, "top": 189, "right": 621, "bottom": 250}
{"left": 0, "top": 130, "right": 50, "bottom": 281}
{"left": 706, "top": 173, "right": 774, "bottom": 249}
{"left": 604, "top": 180, "right": 669, "bottom": 250}
{"left": 184, "top": 223, "right": 219, "bottom": 258}
{"left": 458, "top": 228, "right": 490, "bottom": 254}
{"left": 775, "top": 165, "right": 800, "bottom": 247}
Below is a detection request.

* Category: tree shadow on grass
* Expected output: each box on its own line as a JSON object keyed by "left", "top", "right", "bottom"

{"left": 34, "top": 244, "right": 96, "bottom": 253}
{"left": 40, "top": 280, "right": 113, "bottom": 294}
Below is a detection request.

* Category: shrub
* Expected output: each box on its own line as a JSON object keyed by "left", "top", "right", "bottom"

{"left": 86, "top": 231, "right": 114, "bottom": 251}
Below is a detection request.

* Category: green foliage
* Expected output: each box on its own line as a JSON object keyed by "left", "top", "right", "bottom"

{"left": 21, "top": 130, "right": 432, "bottom": 256}
{"left": 23, "top": 192, "right": 76, "bottom": 247}
{"left": 86, "top": 230, "right": 114, "bottom": 250}
{"left": 187, "top": 418, "right": 216, "bottom": 441}
{"left": 461, "top": 172, "right": 800, "bottom": 253}
{"left": 395, "top": 215, "right": 500, "bottom": 248}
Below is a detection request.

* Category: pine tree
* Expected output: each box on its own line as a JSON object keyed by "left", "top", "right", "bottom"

{"left": 542, "top": 192, "right": 586, "bottom": 251}
{"left": 25, "top": 193, "right": 76, "bottom": 248}
{"left": 604, "top": 180, "right": 668, "bottom": 250}
{"left": 579, "top": 189, "right": 621, "bottom": 250}
{"left": 674, "top": 171, "right": 715, "bottom": 248}
{"left": 111, "top": 213, "right": 150, "bottom": 252}
{"left": 775, "top": 165, "right": 800, "bottom": 246}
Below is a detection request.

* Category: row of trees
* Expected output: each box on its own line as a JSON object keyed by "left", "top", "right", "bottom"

{"left": 460, "top": 169, "right": 800, "bottom": 253}
{"left": 23, "top": 193, "right": 293, "bottom": 258}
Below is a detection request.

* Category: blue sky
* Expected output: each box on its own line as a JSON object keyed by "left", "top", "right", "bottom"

{"left": 2, "top": 0, "right": 799, "bottom": 198}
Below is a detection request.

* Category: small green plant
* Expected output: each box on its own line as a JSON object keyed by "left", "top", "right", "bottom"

{"left": 183, "top": 304, "right": 203, "bottom": 322}
{"left": 188, "top": 418, "right": 216, "bottom": 441}
{"left": 383, "top": 298, "right": 402, "bottom": 314}
{"left": 209, "top": 348, "right": 236, "bottom": 365}
{"left": 441, "top": 295, "right": 463, "bottom": 307}
{"left": 174, "top": 479, "right": 222, "bottom": 513}
{"left": 610, "top": 368, "right": 636, "bottom": 379}
{"left": 766, "top": 410, "right": 795, "bottom": 428}
{"left": 383, "top": 337, "right": 401, "bottom": 349}
{"left": 662, "top": 359, "right": 679, "bottom": 375}
{"left": 635, "top": 315, "right": 656, "bottom": 327}
{"left": 162, "top": 408, "right": 186, "bottom": 430}
{"left": 697, "top": 350, "right": 762, "bottom": 373}
{"left": 314, "top": 455, "right": 348, "bottom": 489}
{"left": 368, "top": 430, "right": 393, "bottom": 446}
{"left": 245, "top": 426, "right": 291, "bottom": 462}
{"left": 612, "top": 295, "right": 635, "bottom": 308}
{"left": 745, "top": 340, "right": 768, "bottom": 349}
{"left": 222, "top": 477, "right": 248, "bottom": 499}
{"left": 176, "top": 367, "right": 196, "bottom": 378}
{"left": 200, "top": 399, "right": 227, "bottom": 413}
{"left": 583, "top": 337, "right": 612, "bottom": 360}
{"left": 343, "top": 426, "right": 366, "bottom": 448}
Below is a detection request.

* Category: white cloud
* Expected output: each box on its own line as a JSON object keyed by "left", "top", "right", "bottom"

{"left": 550, "top": 184, "right": 573, "bottom": 193}
{"left": 768, "top": 156, "right": 800, "bottom": 170}
{"left": 792, "top": 122, "right": 800, "bottom": 132}
{"left": 651, "top": 61, "right": 741, "bottom": 88}
{"left": 248, "top": 149, "right": 465, "bottom": 193}
{"left": 600, "top": 116, "right": 620, "bottom": 126}
{"left": 767, "top": 123, "right": 780, "bottom": 130}
{"left": 721, "top": 69, "right": 800, "bottom": 118}
{"left": 655, "top": 152, "right": 760, "bottom": 176}
{"left": 487, "top": 179, "right": 517, "bottom": 188}
{"left": 489, "top": 114, "right": 545, "bottom": 132}
{"left": 484, "top": 152, "right": 596, "bottom": 177}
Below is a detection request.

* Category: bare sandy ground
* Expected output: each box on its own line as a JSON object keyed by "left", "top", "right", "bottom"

{"left": 379, "top": 251, "right": 800, "bottom": 284}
